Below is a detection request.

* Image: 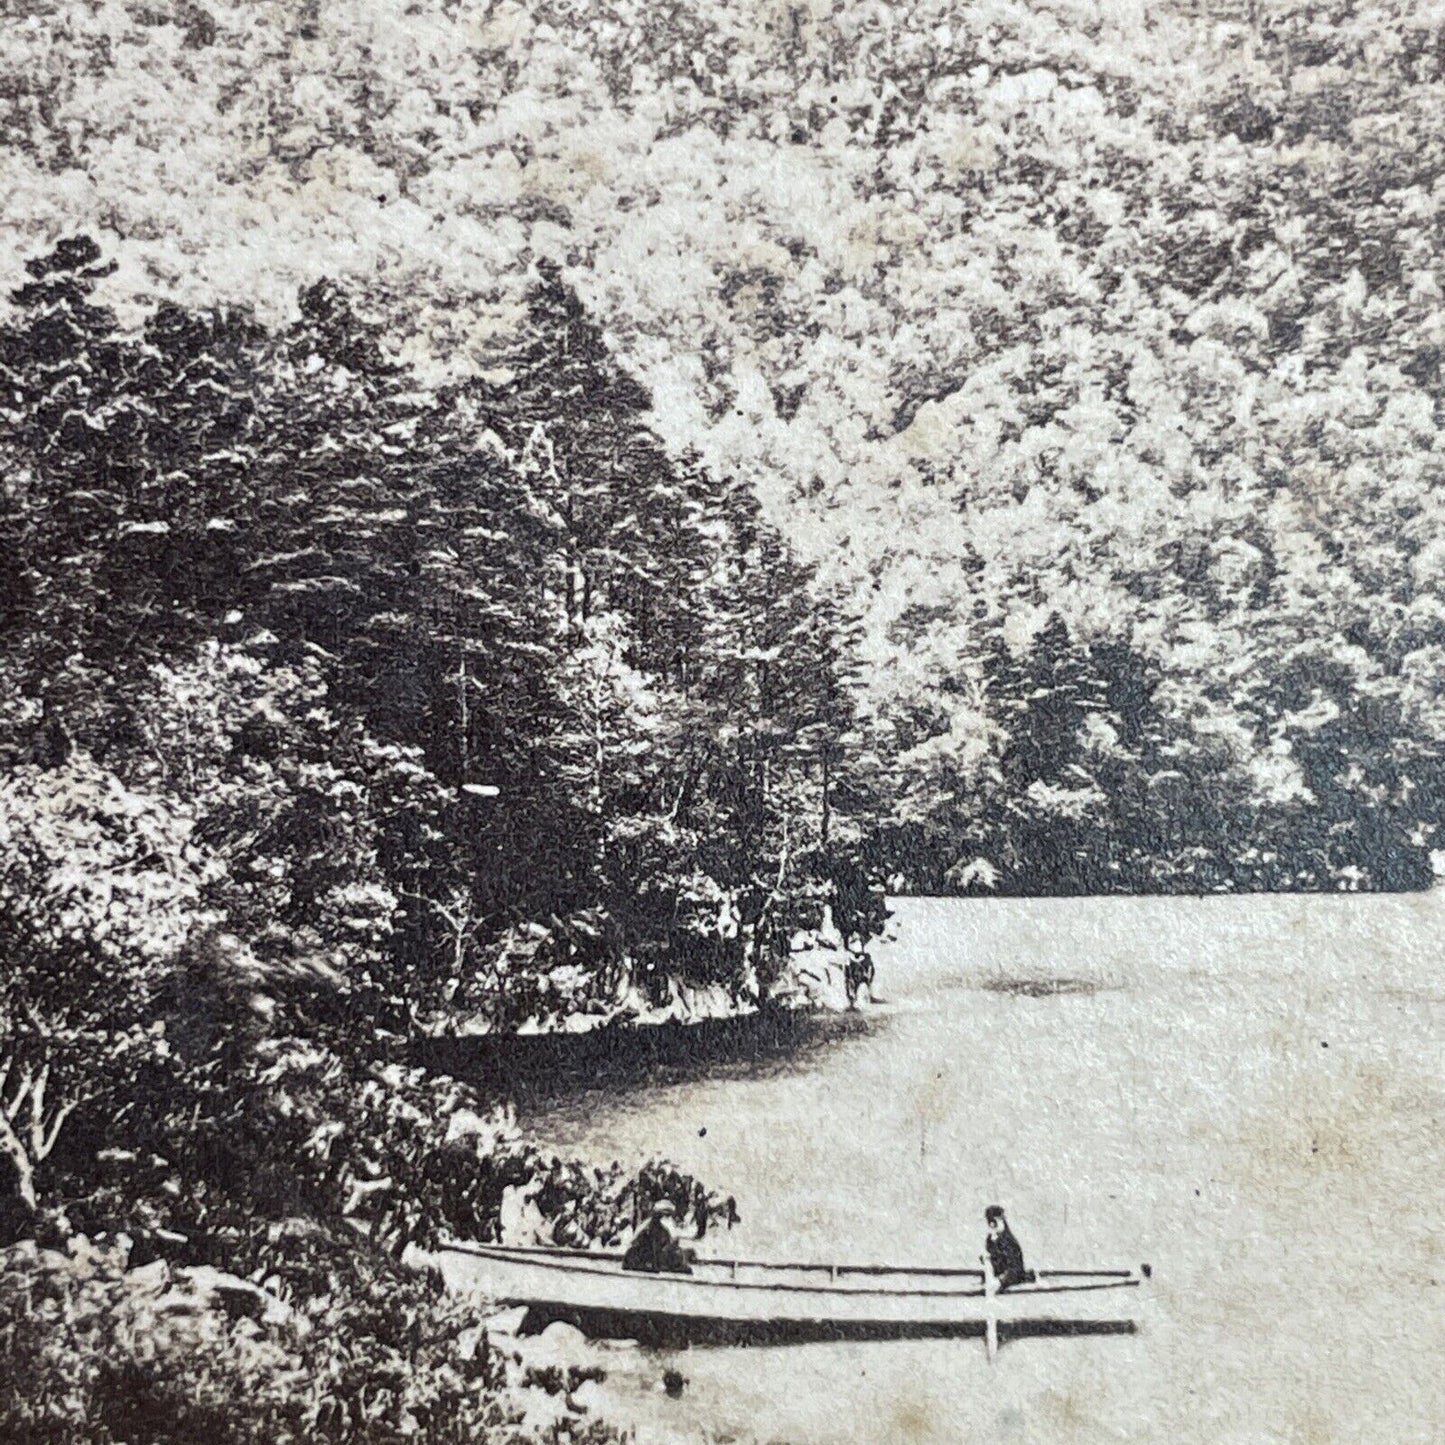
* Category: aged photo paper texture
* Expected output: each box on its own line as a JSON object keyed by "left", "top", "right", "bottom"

{"left": 1, "top": 1, "right": 1442, "bottom": 1442}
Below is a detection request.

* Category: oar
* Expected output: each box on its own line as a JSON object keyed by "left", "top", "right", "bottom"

{"left": 982, "top": 1253, "right": 999, "bottom": 1362}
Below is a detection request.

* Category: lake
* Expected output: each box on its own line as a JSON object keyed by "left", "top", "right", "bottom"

{"left": 504, "top": 893, "right": 1445, "bottom": 1444}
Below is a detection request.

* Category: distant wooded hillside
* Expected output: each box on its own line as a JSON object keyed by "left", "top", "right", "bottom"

{"left": 4, "top": 0, "right": 1444, "bottom": 896}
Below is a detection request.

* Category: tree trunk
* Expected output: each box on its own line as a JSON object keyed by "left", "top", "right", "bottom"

{"left": 0, "top": 1115, "right": 38, "bottom": 1212}
{"left": 0, "top": 1060, "right": 74, "bottom": 1218}
{"left": 821, "top": 748, "right": 832, "bottom": 853}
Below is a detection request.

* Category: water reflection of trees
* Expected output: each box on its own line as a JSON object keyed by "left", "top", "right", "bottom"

{"left": 421, "top": 1007, "right": 882, "bottom": 1107}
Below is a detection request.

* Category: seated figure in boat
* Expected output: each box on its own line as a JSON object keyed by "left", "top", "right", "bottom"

{"left": 983, "top": 1205, "right": 1036, "bottom": 1290}
{"left": 622, "top": 1198, "right": 696, "bottom": 1274}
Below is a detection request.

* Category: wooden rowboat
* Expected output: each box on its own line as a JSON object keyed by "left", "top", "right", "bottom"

{"left": 442, "top": 1241, "right": 1151, "bottom": 1348}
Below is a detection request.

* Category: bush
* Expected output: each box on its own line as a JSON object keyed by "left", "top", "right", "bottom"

{"left": 0, "top": 1236, "right": 629, "bottom": 1445}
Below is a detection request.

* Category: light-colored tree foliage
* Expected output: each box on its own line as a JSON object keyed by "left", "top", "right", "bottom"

{"left": 3, "top": 0, "right": 1440, "bottom": 888}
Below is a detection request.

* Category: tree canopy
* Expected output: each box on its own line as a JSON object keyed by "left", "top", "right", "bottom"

{"left": 4, "top": 0, "right": 1443, "bottom": 891}
{"left": 0, "top": 237, "right": 800, "bottom": 1440}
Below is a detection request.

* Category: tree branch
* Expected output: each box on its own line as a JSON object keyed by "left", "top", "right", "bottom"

{"left": 1, "top": 1063, "right": 30, "bottom": 1125}
{"left": 26, "top": 1065, "right": 48, "bottom": 1155}
{"left": 37, "top": 1099, "right": 76, "bottom": 1162}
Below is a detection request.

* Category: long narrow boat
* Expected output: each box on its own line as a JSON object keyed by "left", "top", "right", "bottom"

{"left": 442, "top": 1241, "right": 1150, "bottom": 1347}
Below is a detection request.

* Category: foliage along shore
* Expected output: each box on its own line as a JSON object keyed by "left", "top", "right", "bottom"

{"left": 0, "top": 236, "right": 881, "bottom": 1440}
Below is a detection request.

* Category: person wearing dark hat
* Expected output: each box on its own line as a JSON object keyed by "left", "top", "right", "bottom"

{"left": 622, "top": 1198, "right": 696, "bottom": 1274}
{"left": 983, "top": 1205, "right": 1034, "bottom": 1291}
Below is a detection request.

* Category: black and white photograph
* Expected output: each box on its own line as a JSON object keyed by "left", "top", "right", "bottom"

{"left": 1, "top": 1, "right": 1443, "bottom": 1440}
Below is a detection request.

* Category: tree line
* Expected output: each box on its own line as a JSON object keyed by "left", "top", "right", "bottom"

{"left": 879, "top": 612, "right": 1445, "bottom": 896}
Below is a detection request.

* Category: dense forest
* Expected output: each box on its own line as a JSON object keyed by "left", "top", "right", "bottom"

{"left": 0, "top": 235, "right": 879, "bottom": 1034}
{"left": 4, "top": 0, "right": 1445, "bottom": 1436}
{"left": 0, "top": 234, "right": 874, "bottom": 1434}
{"left": 5, "top": 0, "right": 1445, "bottom": 895}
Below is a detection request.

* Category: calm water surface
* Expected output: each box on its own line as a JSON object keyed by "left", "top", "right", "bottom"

{"left": 510, "top": 894, "right": 1445, "bottom": 1444}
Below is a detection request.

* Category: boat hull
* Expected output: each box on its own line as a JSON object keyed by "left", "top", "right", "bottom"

{"left": 442, "top": 1243, "right": 1147, "bottom": 1347}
